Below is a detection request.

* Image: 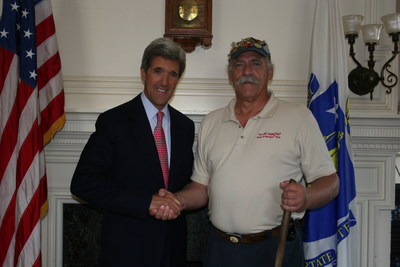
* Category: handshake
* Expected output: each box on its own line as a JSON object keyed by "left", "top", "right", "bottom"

{"left": 149, "top": 189, "right": 183, "bottom": 220}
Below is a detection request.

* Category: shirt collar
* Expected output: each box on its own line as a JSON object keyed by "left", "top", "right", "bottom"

{"left": 222, "top": 93, "right": 279, "bottom": 123}
{"left": 140, "top": 92, "right": 170, "bottom": 122}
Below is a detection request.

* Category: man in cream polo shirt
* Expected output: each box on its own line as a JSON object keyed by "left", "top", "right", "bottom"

{"left": 150, "top": 37, "right": 339, "bottom": 267}
{"left": 193, "top": 93, "right": 336, "bottom": 235}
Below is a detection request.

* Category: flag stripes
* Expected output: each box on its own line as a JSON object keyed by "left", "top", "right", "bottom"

{"left": 0, "top": 0, "right": 65, "bottom": 266}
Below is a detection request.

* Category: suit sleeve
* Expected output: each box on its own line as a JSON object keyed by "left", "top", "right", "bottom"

{"left": 70, "top": 112, "right": 152, "bottom": 218}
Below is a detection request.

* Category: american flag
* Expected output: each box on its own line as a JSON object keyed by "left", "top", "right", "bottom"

{"left": 0, "top": 0, "right": 65, "bottom": 266}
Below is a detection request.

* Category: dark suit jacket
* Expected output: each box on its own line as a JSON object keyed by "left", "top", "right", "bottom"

{"left": 70, "top": 94, "right": 195, "bottom": 267}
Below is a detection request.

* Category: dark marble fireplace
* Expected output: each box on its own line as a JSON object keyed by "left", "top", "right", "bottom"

{"left": 63, "top": 204, "right": 209, "bottom": 266}
{"left": 391, "top": 184, "right": 400, "bottom": 267}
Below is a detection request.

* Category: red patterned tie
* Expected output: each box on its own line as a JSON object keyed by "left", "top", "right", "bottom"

{"left": 154, "top": 111, "right": 169, "bottom": 188}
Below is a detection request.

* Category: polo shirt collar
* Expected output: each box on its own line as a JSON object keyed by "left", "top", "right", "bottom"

{"left": 222, "top": 93, "right": 279, "bottom": 123}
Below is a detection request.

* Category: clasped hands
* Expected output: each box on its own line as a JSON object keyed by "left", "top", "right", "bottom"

{"left": 149, "top": 189, "right": 183, "bottom": 220}
{"left": 149, "top": 180, "right": 308, "bottom": 221}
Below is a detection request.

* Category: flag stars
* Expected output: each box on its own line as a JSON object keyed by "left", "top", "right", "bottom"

{"left": 326, "top": 97, "right": 339, "bottom": 120}
{"left": 10, "top": 2, "right": 19, "bottom": 11}
{"left": 29, "top": 70, "right": 37, "bottom": 80}
{"left": 26, "top": 49, "right": 35, "bottom": 59}
{"left": 21, "top": 9, "right": 29, "bottom": 18}
{"left": 0, "top": 28, "right": 8, "bottom": 38}
{"left": 24, "top": 29, "right": 33, "bottom": 39}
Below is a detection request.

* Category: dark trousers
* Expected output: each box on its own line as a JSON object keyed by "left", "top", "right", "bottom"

{"left": 203, "top": 225, "right": 304, "bottom": 267}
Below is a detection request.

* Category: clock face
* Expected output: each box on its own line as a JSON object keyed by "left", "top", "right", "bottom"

{"left": 179, "top": 0, "right": 199, "bottom": 22}
{"left": 171, "top": 0, "right": 207, "bottom": 29}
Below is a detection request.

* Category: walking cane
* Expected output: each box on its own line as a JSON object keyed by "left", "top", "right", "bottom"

{"left": 274, "top": 179, "right": 296, "bottom": 267}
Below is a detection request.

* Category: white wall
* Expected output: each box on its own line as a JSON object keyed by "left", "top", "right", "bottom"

{"left": 50, "top": 0, "right": 314, "bottom": 113}
{"left": 50, "top": 0, "right": 399, "bottom": 115}
{"left": 52, "top": 0, "right": 316, "bottom": 80}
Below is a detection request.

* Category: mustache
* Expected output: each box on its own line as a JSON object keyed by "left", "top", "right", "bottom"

{"left": 236, "top": 75, "right": 260, "bottom": 85}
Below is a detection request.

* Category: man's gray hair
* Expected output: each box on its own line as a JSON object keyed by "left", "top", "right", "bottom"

{"left": 141, "top": 38, "right": 186, "bottom": 77}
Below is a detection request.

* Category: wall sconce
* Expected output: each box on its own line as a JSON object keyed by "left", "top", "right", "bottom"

{"left": 342, "top": 13, "right": 400, "bottom": 100}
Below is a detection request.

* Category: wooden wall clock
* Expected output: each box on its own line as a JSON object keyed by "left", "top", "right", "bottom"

{"left": 164, "top": 0, "right": 213, "bottom": 53}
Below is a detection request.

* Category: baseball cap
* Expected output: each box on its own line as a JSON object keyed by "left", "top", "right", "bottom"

{"left": 228, "top": 37, "right": 271, "bottom": 61}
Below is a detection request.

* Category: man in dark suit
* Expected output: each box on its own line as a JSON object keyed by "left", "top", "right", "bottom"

{"left": 70, "top": 37, "right": 195, "bottom": 267}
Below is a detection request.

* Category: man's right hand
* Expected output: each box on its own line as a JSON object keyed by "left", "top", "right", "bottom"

{"left": 149, "top": 189, "right": 183, "bottom": 220}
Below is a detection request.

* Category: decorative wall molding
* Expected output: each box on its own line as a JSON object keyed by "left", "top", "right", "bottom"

{"left": 63, "top": 75, "right": 306, "bottom": 99}
{"left": 46, "top": 111, "right": 400, "bottom": 144}
{"left": 353, "top": 152, "right": 396, "bottom": 266}
{"left": 351, "top": 118, "right": 400, "bottom": 157}
{"left": 63, "top": 75, "right": 399, "bottom": 117}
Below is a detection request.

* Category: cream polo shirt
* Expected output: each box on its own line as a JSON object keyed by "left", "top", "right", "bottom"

{"left": 191, "top": 94, "right": 336, "bottom": 234}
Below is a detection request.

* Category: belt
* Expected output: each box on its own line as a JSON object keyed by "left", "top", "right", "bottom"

{"left": 213, "top": 226, "right": 281, "bottom": 244}
{"left": 213, "top": 219, "right": 303, "bottom": 244}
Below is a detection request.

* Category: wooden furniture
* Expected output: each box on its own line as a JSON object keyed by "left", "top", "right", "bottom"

{"left": 164, "top": 0, "right": 212, "bottom": 52}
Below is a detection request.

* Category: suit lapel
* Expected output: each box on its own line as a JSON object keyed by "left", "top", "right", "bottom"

{"left": 126, "top": 95, "right": 165, "bottom": 188}
{"left": 168, "top": 107, "right": 184, "bottom": 189}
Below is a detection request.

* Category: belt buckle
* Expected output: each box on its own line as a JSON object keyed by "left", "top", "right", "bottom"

{"left": 227, "top": 233, "right": 243, "bottom": 244}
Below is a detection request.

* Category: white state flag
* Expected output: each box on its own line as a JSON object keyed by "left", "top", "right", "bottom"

{"left": 304, "top": 0, "right": 359, "bottom": 266}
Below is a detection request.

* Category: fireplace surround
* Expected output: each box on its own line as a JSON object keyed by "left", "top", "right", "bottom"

{"left": 62, "top": 203, "right": 208, "bottom": 266}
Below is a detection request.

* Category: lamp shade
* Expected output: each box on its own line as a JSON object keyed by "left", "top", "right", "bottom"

{"left": 361, "top": 24, "right": 383, "bottom": 43}
{"left": 381, "top": 13, "right": 400, "bottom": 34}
{"left": 342, "top": 15, "right": 364, "bottom": 35}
